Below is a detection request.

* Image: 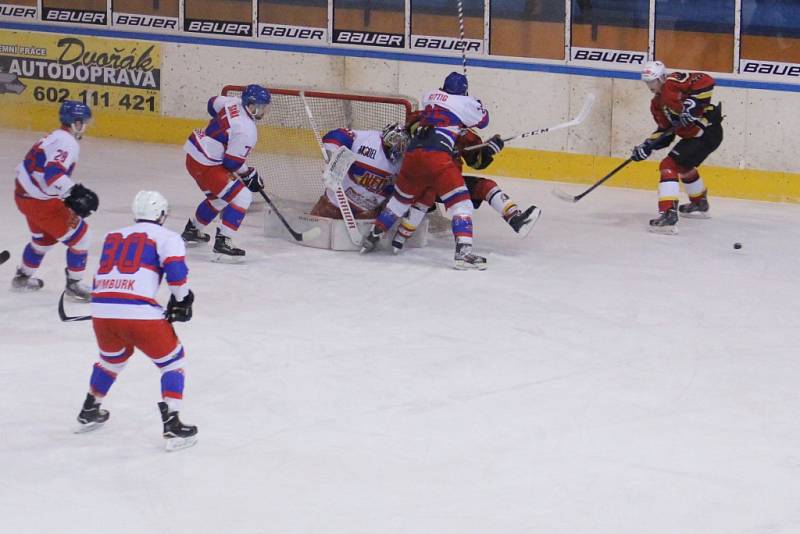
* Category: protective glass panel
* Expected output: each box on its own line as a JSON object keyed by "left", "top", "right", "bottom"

{"left": 113, "top": 0, "right": 179, "bottom": 17}
{"left": 410, "top": 0, "right": 483, "bottom": 38}
{"left": 741, "top": 0, "right": 800, "bottom": 64}
{"left": 43, "top": 0, "right": 106, "bottom": 9}
{"left": 333, "top": 0, "right": 404, "bottom": 32}
{"left": 571, "top": 0, "right": 648, "bottom": 52}
{"left": 258, "top": 0, "right": 326, "bottom": 27}
{"left": 184, "top": 0, "right": 251, "bottom": 23}
{"left": 2, "top": 0, "right": 36, "bottom": 7}
{"left": 655, "top": 0, "right": 734, "bottom": 72}
{"left": 490, "top": 0, "right": 565, "bottom": 60}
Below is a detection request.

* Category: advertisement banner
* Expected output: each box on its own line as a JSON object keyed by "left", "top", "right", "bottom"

{"left": 258, "top": 22, "right": 326, "bottom": 44}
{"left": 113, "top": 12, "right": 179, "bottom": 32}
{"left": 0, "top": 29, "right": 160, "bottom": 114}
{"left": 41, "top": 6, "right": 107, "bottom": 26}
{"left": 0, "top": 3, "right": 37, "bottom": 20}
{"left": 570, "top": 47, "right": 646, "bottom": 70}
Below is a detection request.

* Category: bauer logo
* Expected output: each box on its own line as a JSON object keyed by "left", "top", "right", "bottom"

{"left": 741, "top": 59, "right": 800, "bottom": 78}
{"left": 43, "top": 8, "right": 106, "bottom": 26}
{"left": 184, "top": 18, "right": 252, "bottom": 37}
{"left": 259, "top": 23, "right": 325, "bottom": 42}
{"left": 571, "top": 47, "right": 645, "bottom": 67}
{"left": 412, "top": 35, "right": 482, "bottom": 54}
{"left": 0, "top": 3, "right": 37, "bottom": 19}
{"left": 113, "top": 13, "right": 178, "bottom": 31}
{"left": 333, "top": 30, "right": 404, "bottom": 48}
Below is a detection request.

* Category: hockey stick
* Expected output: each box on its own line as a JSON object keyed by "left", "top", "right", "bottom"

{"left": 463, "top": 93, "right": 596, "bottom": 151}
{"left": 551, "top": 128, "right": 678, "bottom": 203}
{"left": 58, "top": 291, "right": 91, "bottom": 322}
{"left": 299, "top": 91, "right": 362, "bottom": 246}
{"left": 257, "top": 188, "right": 322, "bottom": 242}
{"left": 0, "top": 250, "right": 9, "bottom": 265}
{"left": 456, "top": 0, "right": 467, "bottom": 77}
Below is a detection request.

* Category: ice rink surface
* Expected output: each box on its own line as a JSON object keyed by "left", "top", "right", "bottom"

{"left": 1, "top": 129, "right": 800, "bottom": 534}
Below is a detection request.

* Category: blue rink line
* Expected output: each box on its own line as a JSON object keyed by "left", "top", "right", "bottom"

{"left": 2, "top": 20, "right": 800, "bottom": 94}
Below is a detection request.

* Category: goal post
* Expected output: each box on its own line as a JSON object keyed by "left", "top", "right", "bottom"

{"left": 221, "top": 86, "right": 416, "bottom": 210}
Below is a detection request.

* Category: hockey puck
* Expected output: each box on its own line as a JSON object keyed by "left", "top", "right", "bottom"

{"left": 733, "top": 242, "right": 742, "bottom": 250}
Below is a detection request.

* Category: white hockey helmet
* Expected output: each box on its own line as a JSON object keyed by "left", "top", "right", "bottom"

{"left": 641, "top": 61, "right": 667, "bottom": 92}
{"left": 132, "top": 190, "right": 169, "bottom": 224}
{"left": 381, "top": 122, "right": 410, "bottom": 163}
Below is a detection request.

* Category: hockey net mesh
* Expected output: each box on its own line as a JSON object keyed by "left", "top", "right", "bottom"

{"left": 222, "top": 86, "right": 415, "bottom": 211}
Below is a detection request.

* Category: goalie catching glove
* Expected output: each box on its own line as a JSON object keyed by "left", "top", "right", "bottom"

{"left": 64, "top": 183, "right": 99, "bottom": 217}
{"left": 165, "top": 290, "right": 194, "bottom": 323}
{"left": 238, "top": 167, "right": 263, "bottom": 192}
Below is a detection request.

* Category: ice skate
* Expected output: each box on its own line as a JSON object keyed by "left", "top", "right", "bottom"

{"left": 391, "top": 236, "right": 405, "bottom": 254}
{"left": 648, "top": 208, "right": 679, "bottom": 235}
{"left": 212, "top": 228, "right": 245, "bottom": 263}
{"left": 64, "top": 268, "right": 91, "bottom": 301}
{"left": 75, "top": 393, "right": 110, "bottom": 433}
{"left": 678, "top": 198, "right": 710, "bottom": 219}
{"left": 158, "top": 402, "right": 198, "bottom": 452}
{"left": 454, "top": 243, "right": 487, "bottom": 271}
{"left": 507, "top": 205, "right": 541, "bottom": 238}
{"left": 360, "top": 227, "right": 382, "bottom": 254}
{"left": 181, "top": 219, "right": 211, "bottom": 245}
{"left": 11, "top": 268, "right": 44, "bottom": 292}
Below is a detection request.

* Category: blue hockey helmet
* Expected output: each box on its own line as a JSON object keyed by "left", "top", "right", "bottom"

{"left": 59, "top": 100, "right": 92, "bottom": 139}
{"left": 442, "top": 72, "right": 468, "bottom": 96}
{"left": 241, "top": 84, "right": 271, "bottom": 120}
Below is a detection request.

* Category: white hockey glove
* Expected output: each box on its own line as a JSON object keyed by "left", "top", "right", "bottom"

{"left": 322, "top": 145, "right": 357, "bottom": 190}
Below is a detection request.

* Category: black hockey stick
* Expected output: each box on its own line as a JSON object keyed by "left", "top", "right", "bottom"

{"left": 552, "top": 128, "right": 676, "bottom": 203}
{"left": 58, "top": 291, "right": 91, "bottom": 322}
{"left": 0, "top": 250, "right": 9, "bottom": 265}
{"left": 257, "top": 189, "right": 321, "bottom": 242}
{"left": 552, "top": 159, "right": 634, "bottom": 203}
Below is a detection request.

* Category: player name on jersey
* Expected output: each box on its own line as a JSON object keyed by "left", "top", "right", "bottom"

{"left": 411, "top": 35, "right": 483, "bottom": 54}
{"left": 42, "top": 7, "right": 107, "bottom": 26}
{"left": 258, "top": 23, "right": 326, "bottom": 43}
{"left": 740, "top": 59, "right": 800, "bottom": 79}
{"left": 113, "top": 12, "right": 178, "bottom": 31}
{"left": 570, "top": 47, "right": 646, "bottom": 69}
{"left": 333, "top": 29, "right": 404, "bottom": 48}
{"left": 0, "top": 3, "right": 37, "bottom": 19}
{"left": 184, "top": 18, "right": 252, "bottom": 37}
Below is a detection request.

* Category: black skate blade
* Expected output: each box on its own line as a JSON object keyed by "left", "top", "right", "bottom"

{"left": 74, "top": 421, "right": 106, "bottom": 434}
{"left": 211, "top": 253, "right": 245, "bottom": 264}
{"left": 648, "top": 225, "right": 679, "bottom": 235}
{"left": 680, "top": 211, "right": 711, "bottom": 220}
{"left": 165, "top": 435, "right": 198, "bottom": 452}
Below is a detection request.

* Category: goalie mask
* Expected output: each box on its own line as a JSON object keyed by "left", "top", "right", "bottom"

{"left": 381, "top": 123, "right": 410, "bottom": 163}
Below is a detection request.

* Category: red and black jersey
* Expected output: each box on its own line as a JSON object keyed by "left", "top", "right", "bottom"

{"left": 649, "top": 71, "right": 718, "bottom": 141}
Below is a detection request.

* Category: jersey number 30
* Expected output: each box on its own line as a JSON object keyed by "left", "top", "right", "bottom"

{"left": 98, "top": 233, "right": 148, "bottom": 275}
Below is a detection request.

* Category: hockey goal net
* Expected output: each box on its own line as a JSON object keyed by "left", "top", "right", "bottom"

{"left": 221, "top": 86, "right": 416, "bottom": 211}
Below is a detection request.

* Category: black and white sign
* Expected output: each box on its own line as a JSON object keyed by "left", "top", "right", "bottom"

{"left": 42, "top": 7, "right": 107, "bottom": 26}
{"left": 258, "top": 23, "right": 326, "bottom": 43}
{"left": 570, "top": 47, "right": 646, "bottom": 69}
{"left": 412, "top": 35, "right": 482, "bottom": 54}
{"left": 0, "top": 3, "right": 37, "bottom": 20}
{"left": 184, "top": 18, "right": 252, "bottom": 37}
{"left": 114, "top": 12, "right": 178, "bottom": 31}
{"left": 740, "top": 59, "right": 800, "bottom": 79}
{"left": 333, "top": 29, "right": 404, "bottom": 49}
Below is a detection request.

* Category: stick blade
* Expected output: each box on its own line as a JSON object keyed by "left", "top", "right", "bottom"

{"left": 551, "top": 188, "right": 578, "bottom": 203}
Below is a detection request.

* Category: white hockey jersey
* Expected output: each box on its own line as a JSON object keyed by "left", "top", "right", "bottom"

{"left": 412, "top": 90, "right": 489, "bottom": 153}
{"left": 183, "top": 95, "right": 257, "bottom": 173}
{"left": 15, "top": 128, "right": 79, "bottom": 200}
{"left": 322, "top": 129, "right": 401, "bottom": 212}
{"left": 91, "top": 222, "right": 190, "bottom": 321}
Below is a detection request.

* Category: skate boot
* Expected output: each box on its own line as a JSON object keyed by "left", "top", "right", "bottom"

{"left": 506, "top": 205, "right": 542, "bottom": 238}
{"left": 648, "top": 208, "right": 679, "bottom": 235}
{"left": 454, "top": 243, "right": 487, "bottom": 271}
{"left": 360, "top": 227, "right": 383, "bottom": 254}
{"left": 75, "top": 393, "right": 110, "bottom": 433}
{"left": 158, "top": 402, "right": 198, "bottom": 452}
{"left": 678, "top": 197, "right": 710, "bottom": 219}
{"left": 181, "top": 219, "right": 210, "bottom": 245}
{"left": 213, "top": 228, "right": 245, "bottom": 262}
{"left": 390, "top": 234, "right": 405, "bottom": 254}
{"left": 11, "top": 268, "right": 44, "bottom": 292}
{"left": 64, "top": 268, "right": 91, "bottom": 301}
